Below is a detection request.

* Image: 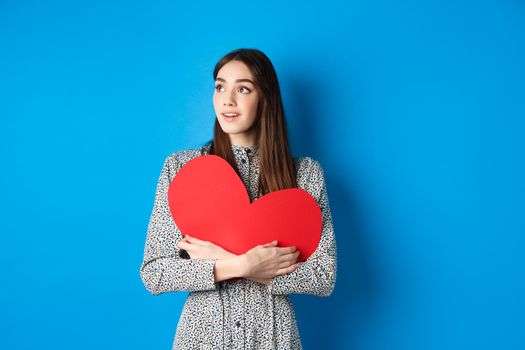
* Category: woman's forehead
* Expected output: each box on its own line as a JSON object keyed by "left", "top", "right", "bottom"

{"left": 216, "top": 61, "right": 254, "bottom": 82}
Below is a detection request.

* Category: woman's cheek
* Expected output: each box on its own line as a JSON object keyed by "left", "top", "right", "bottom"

{"left": 247, "top": 98, "right": 258, "bottom": 114}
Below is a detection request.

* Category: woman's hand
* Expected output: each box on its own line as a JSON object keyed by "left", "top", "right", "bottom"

{"left": 242, "top": 240, "right": 300, "bottom": 280}
{"left": 177, "top": 236, "right": 299, "bottom": 286}
{"left": 177, "top": 235, "right": 236, "bottom": 260}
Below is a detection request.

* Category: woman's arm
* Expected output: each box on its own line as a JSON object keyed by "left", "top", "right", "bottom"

{"left": 176, "top": 235, "right": 252, "bottom": 283}
{"left": 268, "top": 159, "right": 337, "bottom": 297}
{"left": 173, "top": 217, "right": 297, "bottom": 286}
{"left": 213, "top": 256, "right": 247, "bottom": 282}
{"left": 178, "top": 238, "right": 294, "bottom": 286}
{"left": 139, "top": 154, "right": 230, "bottom": 295}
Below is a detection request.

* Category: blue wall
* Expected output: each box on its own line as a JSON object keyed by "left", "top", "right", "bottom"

{"left": 1, "top": 1, "right": 524, "bottom": 349}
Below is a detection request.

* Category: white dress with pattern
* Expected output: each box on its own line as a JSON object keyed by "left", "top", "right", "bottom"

{"left": 139, "top": 143, "right": 337, "bottom": 349}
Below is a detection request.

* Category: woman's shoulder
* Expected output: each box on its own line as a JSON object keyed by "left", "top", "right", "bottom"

{"left": 293, "top": 155, "right": 324, "bottom": 177}
{"left": 161, "top": 146, "right": 209, "bottom": 179}
{"left": 167, "top": 146, "right": 206, "bottom": 163}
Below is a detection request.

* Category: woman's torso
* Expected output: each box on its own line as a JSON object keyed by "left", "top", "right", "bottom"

{"left": 172, "top": 142, "right": 321, "bottom": 350}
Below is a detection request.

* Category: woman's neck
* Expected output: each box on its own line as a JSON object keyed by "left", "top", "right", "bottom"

{"left": 229, "top": 134, "right": 256, "bottom": 148}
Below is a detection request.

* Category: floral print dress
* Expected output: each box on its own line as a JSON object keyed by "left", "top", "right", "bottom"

{"left": 139, "top": 142, "right": 337, "bottom": 349}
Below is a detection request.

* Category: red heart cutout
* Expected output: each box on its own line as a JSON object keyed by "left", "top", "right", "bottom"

{"left": 167, "top": 155, "right": 322, "bottom": 262}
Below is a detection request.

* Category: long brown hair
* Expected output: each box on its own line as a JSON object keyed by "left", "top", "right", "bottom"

{"left": 205, "top": 48, "right": 298, "bottom": 197}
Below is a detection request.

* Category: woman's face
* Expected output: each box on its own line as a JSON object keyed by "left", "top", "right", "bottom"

{"left": 213, "top": 60, "right": 260, "bottom": 146}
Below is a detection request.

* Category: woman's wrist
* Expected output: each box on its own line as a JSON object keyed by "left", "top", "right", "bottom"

{"left": 236, "top": 254, "right": 250, "bottom": 277}
{"left": 213, "top": 255, "right": 248, "bottom": 282}
{"left": 214, "top": 253, "right": 270, "bottom": 285}
{"left": 222, "top": 251, "right": 238, "bottom": 260}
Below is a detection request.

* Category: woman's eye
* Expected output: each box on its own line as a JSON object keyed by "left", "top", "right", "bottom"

{"left": 214, "top": 84, "right": 250, "bottom": 94}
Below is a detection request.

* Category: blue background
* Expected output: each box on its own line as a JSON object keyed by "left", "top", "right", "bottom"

{"left": 1, "top": 0, "right": 524, "bottom": 349}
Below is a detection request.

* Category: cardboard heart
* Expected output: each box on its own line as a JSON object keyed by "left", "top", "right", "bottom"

{"left": 167, "top": 155, "right": 322, "bottom": 262}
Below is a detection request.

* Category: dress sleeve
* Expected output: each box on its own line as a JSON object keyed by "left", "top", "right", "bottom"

{"left": 268, "top": 159, "right": 337, "bottom": 296}
{"left": 139, "top": 154, "right": 220, "bottom": 295}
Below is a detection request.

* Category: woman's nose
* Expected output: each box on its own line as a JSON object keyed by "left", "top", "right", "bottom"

{"left": 223, "top": 90, "right": 236, "bottom": 106}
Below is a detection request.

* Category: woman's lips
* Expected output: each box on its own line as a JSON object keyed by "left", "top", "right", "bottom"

{"left": 222, "top": 113, "right": 240, "bottom": 121}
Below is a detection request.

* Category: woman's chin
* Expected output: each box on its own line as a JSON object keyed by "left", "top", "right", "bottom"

{"left": 220, "top": 127, "right": 246, "bottom": 135}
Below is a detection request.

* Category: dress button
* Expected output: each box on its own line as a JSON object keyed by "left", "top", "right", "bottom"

{"left": 241, "top": 158, "right": 246, "bottom": 164}
{"left": 236, "top": 321, "right": 241, "bottom": 327}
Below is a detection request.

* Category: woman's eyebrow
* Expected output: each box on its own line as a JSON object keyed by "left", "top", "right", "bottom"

{"left": 216, "top": 77, "right": 255, "bottom": 85}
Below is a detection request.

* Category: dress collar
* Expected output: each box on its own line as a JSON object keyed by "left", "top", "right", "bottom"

{"left": 201, "top": 142, "right": 258, "bottom": 156}
{"left": 231, "top": 143, "right": 258, "bottom": 155}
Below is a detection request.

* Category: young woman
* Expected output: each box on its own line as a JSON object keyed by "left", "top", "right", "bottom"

{"left": 139, "top": 48, "right": 337, "bottom": 350}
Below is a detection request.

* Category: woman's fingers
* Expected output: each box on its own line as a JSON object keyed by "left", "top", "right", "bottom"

{"left": 279, "top": 250, "right": 300, "bottom": 263}
{"left": 276, "top": 262, "right": 300, "bottom": 276}
{"left": 277, "top": 246, "right": 298, "bottom": 255}
{"left": 278, "top": 260, "right": 295, "bottom": 269}
{"left": 178, "top": 240, "right": 192, "bottom": 251}
{"left": 185, "top": 234, "right": 212, "bottom": 246}
{"left": 278, "top": 252, "right": 299, "bottom": 267}
{"left": 262, "top": 240, "right": 278, "bottom": 247}
{"left": 184, "top": 234, "right": 200, "bottom": 243}
{"left": 260, "top": 242, "right": 296, "bottom": 253}
{"left": 259, "top": 242, "right": 298, "bottom": 255}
